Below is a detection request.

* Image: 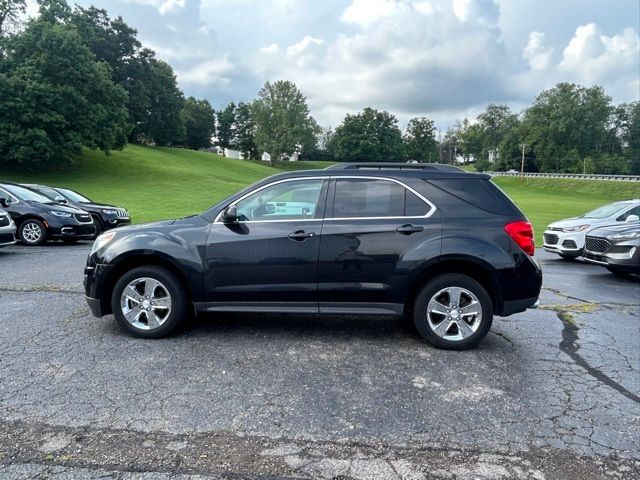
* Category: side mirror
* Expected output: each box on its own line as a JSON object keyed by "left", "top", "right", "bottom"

{"left": 221, "top": 205, "right": 238, "bottom": 223}
{"left": 55, "top": 196, "right": 68, "bottom": 204}
{"left": 0, "top": 197, "right": 12, "bottom": 208}
{"left": 625, "top": 214, "right": 639, "bottom": 223}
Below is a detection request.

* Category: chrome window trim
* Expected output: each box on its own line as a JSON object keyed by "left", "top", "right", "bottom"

{"left": 214, "top": 175, "right": 437, "bottom": 224}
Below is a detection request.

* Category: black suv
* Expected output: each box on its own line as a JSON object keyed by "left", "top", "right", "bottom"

{"left": 0, "top": 182, "right": 95, "bottom": 245}
{"left": 23, "top": 184, "right": 131, "bottom": 234}
{"left": 84, "top": 164, "right": 542, "bottom": 349}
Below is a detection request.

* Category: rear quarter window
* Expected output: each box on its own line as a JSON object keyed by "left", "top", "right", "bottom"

{"left": 427, "top": 178, "right": 523, "bottom": 216}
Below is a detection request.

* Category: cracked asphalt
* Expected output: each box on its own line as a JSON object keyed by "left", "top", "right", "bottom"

{"left": 0, "top": 243, "right": 638, "bottom": 479}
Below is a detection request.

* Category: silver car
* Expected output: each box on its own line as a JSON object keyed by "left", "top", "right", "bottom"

{"left": 543, "top": 199, "right": 640, "bottom": 259}
{"left": 0, "top": 207, "right": 17, "bottom": 248}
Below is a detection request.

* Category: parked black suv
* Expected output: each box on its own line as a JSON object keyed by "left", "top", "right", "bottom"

{"left": 23, "top": 184, "right": 131, "bottom": 234}
{"left": 0, "top": 182, "right": 95, "bottom": 245}
{"left": 84, "top": 164, "right": 542, "bottom": 349}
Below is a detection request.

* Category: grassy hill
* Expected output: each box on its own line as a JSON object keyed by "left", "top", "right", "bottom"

{"left": 2, "top": 144, "right": 638, "bottom": 242}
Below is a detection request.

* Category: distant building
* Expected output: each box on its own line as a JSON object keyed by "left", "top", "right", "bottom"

{"left": 261, "top": 152, "right": 271, "bottom": 162}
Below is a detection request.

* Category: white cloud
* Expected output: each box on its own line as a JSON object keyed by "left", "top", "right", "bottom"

{"left": 260, "top": 43, "right": 280, "bottom": 54}
{"left": 177, "top": 54, "right": 235, "bottom": 86}
{"left": 340, "top": 0, "right": 401, "bottom": 27}
{"left": 159, "top": 0, "right": 186, "bottom": 15}
{"left": 523, "top": 32, "right": 554, "bottom": 71}
{"left": 286, "top": 36, "right": 324, "bottom": 57}
{"left": 452, "top": 0, "right": 499, "bottom": 26}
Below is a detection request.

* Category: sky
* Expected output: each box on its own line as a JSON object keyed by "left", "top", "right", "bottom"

{"left": 31, "top": 0, "right": 640, "bottom": 130}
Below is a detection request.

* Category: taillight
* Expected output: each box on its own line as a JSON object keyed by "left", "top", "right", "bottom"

{"left": 505, "top": 221, "right": 535, "bottom": 256}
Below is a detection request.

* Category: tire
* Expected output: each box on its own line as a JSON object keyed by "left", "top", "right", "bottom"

{"left": 111, "top": 266, "right": 188, "bottom": 338}
{"left": 413, "top": 273, "right": 493, "bottom": 350}
{"left": 92, "top": 216, "right": 104, "bottom": 236}
{"left": 18, "top": 219, "right": 47, "bottom": 246}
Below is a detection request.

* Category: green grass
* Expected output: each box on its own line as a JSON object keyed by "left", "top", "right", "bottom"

{"left": 494, "top": 177, "right": 640, "bottom": 241}
{"left": 1, "top": 145, "right": 334, "bottom": 223}
{"left": 2, "top": 145, "right": 638, "bottom": 243}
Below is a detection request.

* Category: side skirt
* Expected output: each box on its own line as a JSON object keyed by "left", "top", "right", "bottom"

{"left": 193, "top": 302, "right": 404, "bottom": 316}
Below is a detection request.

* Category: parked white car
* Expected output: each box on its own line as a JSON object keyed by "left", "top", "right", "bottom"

{"left": 543, "top": 199, "right": 640, "bottom": 259}
{"left": 0, "top": 207, "right": 17, "bottom": 248}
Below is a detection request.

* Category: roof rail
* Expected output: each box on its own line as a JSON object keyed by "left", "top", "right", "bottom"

{"left": 325, "top": 162, "right": 463, "bottom": 172}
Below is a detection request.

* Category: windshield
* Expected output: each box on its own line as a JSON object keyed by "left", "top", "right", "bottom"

{"left": 3, "top": 184, "right": 52, "bottom": 203}
{"left": 581, "top": 202, "right": 634, "bottom": 219}
{"left": 32, "top": 186, "right": 62, "bottom": 201}
{"left": 57, "top": 188, "right": 91, "bottom": 203}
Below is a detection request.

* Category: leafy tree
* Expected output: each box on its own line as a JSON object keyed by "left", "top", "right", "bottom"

{"left": 0, "top": 0, "right": 26, "bottom": 36}
{"left": 0, "top": 17, "right": 128, "bottom": 170}
{"left": 332, "top": 107, "right": 403, "bottom": 163}
{"left": 453, "top": 118, "right": 482, "bottom": 163}
{"left": 403, "top": 117, "right": 438, "bottom": 162}
{"left": 521, "top": 83, "right": 613, "bottom": 172}
{"left": 252, "top": 80, "right": 320, "bottom": 165}
{"left": 233, "top": 101, "right": 258, "bottom": 159}
{"left": 216, "top": 102, "right": 236, "bottom": 151}
{"left": 182, "top": 97, "right": 215, "bottom": 150}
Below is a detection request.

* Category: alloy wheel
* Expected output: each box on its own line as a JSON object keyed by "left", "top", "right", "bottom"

{"left": 426, "top": 286, "right": 482, "bottom": 342}
{"left": 22, "top": 222, "right": 43, "bottom": 244}
{"left": 120, "top": 277, "right": 172, "bottom": 330}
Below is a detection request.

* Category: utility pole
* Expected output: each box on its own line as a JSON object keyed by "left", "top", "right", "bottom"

{"left": 520, "top": 144, "right": 527, "bottom": 177}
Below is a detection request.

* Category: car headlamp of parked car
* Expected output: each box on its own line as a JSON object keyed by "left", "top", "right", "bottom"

{"left": 102, "top": 209, "right": 118, "bottom": 215}
{"left": 561, "top": 224, "right": 590, "bottom": 232}
{"left": 611, "top": 230, "right": 640, "bottom": 240}
{"left": 49, "top": 210, "right": 72, "bottom": 218}
{"left": 91, "top": 231, "right": 117, "bottom": 254}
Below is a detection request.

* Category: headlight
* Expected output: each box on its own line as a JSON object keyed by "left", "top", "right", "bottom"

{"left": 561, "top": 225, "right": 590, "bottom": 232}
{"left": 91, "top": 231, "right": 117, "bottom": 253}
{"left": 49, "top": 211, "right": 72, "bottom": 218}
{"left": 611, "top": 231, "right": 640, "bottom": 240}
{"left": 102, "top": 209, "right": 118, "bottom": 215}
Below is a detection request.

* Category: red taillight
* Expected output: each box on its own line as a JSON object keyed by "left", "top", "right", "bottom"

{"left": 505, "top": 221, "right": 535, "bottom": 256}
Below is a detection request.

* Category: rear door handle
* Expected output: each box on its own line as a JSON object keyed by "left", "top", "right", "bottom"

{"left": 396, "top": 224, "right": 424, "bottom": 235}
{"left": 288, "top": 230, "right": 316, "bottom": 241}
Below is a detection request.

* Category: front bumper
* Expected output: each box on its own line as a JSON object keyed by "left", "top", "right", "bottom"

{"left": 84, "top": 257, "right": 114, "bottom": 318}
{"left": 543, "top": 229, "right": 584, "bottom": 256}
{"left": 103, "top": 216, "right": 131, "bottom": 230}
{"left": 0, "top": 228, "right": 16, "bottom": 247}
{"left": 48, "top": 224, "right": 96, "bottom": 239}
{"left": 583, "top": 244, "right": 640, "bottom": 273}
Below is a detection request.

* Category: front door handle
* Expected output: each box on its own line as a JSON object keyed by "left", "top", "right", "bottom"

{"left": 396, "top": 224, "right": 424, "bottom": 235}
{"left": 288, "top": 230, "right": 316, "bottom": 241}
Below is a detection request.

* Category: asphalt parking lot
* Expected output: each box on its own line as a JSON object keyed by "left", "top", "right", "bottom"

{"left": 0, "top": 243, "right": 638, "bottom": 479}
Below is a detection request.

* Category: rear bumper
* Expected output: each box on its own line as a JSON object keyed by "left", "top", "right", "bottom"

{"left": 501, "top": 296, "right": 539, "bottom": 316}
{"left": 493, "top": 253, "right": 543, "bottom": 317}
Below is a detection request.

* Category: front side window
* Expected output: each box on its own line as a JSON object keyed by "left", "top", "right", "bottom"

{"left": 234, "top": 179, "right": 324, "bottom": 221}
{"left": 2, "top": 184, "right": 52, "bottom": 203}
{"left": 332, "top": 178, "right": 429, "bottom": 218}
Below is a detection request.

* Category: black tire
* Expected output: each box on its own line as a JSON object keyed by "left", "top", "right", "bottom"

{"left": 413, "top": 273, "right": 493, "bottom": 350}
{"left": 92, "top": 216, "right": 104, "bottom": 236}
{"left": 111, "top": 266, "right": 188, "bottom": 339}
{"left": 18, "top": 219, "right": 47, "bottom": 246}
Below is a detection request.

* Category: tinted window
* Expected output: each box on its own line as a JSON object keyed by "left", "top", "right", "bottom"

{"left": 333, "top": 179, "right": 424, "bottom": 218}
{"left": 235, "top": 179, "right": 323, "bottom": 221}
{"left": 58, "top": 188, "right": 91, "bottom": 203}
{"left": 2, "top": 184, "right": 52, "bottom": 203}
{"left": 428, "top": 178, "right": 521, "bottom": 216}
{"left": 618, "top": 205, "right": 640, "bottom": 221}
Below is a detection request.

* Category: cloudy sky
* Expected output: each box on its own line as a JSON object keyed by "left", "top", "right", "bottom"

{"left": 49, "top": 0, "right": 640, "bottom": 129}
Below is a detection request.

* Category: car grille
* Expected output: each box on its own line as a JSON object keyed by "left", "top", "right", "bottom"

{"left": 116, "top": 208, "right": 128, "bottom": 218}
{"left": 74, "top": 213, "right": 92, "bottom": 224}
{"left": 585, "top": 236, "right": 610, "bottom": 253}
{"left": 544, "top": 233, "right": 559, "bottom": 245}
{"left": 0, "top": 232, "right": 15, "bottom": 244}
{"left": 0, "top": 215, "right": 9, "bottom": 227}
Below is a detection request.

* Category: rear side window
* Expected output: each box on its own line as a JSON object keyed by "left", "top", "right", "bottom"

{"left": 333, "top": 178, "right": 430, "bottom": 218}
{"left": 427, "top": 178, "right": 522, "bottom": 216}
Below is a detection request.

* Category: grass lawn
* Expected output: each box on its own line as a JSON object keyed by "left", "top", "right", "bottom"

{"left": 2, "top": 145, "right": 638, "bottom": 243}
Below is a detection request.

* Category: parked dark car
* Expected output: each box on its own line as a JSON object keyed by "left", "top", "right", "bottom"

{"left": 23, "top": 184, "right": 131, "bottom": 234}
{"left": 84, "top": 163, "right": 542, "bottom": 349}
{"left": 583, "top": 223, "right": 640, "bottom": 275}
{"left": 0, "top": 207, "right": 17, "bottom": 247}
{"left": 0, "top": 182, "right": 95, "bottom": 245}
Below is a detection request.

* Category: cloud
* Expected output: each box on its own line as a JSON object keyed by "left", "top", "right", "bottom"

{"left": 260, "top": 43, "right": 279, "bottom": 54}
{"left": 340, "top": 0, "right": 402, "bottom": 27}
{"left": 523, "top": 32, "right": 554, "bottom": 70}
{"left": 177, "top": 54, "right": 235, "bottom": 86}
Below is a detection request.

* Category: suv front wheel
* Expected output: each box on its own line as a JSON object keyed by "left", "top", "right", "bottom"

{"left": 413, "top": 273, "right": 493, "bottom": 350}
{"left": 111, "top": 266, "right": 188, "bottom": 338}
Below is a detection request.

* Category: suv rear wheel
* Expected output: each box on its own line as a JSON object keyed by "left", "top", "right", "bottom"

{"left": 413, "top": 273, "right": 493, "bottom": 349}
{"left": 111, "top": 266, "right": 188, "bottom": 338}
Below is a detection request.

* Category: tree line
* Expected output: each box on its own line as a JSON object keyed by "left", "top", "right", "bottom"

{"left": 1, "top": 0, "right": 638, "bottom": 174}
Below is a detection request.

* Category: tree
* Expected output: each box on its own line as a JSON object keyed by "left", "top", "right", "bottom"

{"left": 182, "top": 97, "right": 215, "bottom": 150}
{"left": 216, "top": 102, "right": 236, "bottom": 151}
{"left": 0, "top": 17, "right": 128, "bottom": 170}
{"left": 521, "top": 83, "right": 613, "bottom": 172}
{"left": 403, "top": 117, "right": 438, "bottom": 162}
{"left": 0, "top": 0, "right": 26, "bottom": 36}
{"left": 233, "top": 102, "right": 258, "bottom": 159}
{"left": 331, "top": 107, "right": 403, "bottom": 163}
{"left": 252, "top": 80, "right": 320, "bottom": 165}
